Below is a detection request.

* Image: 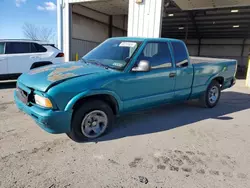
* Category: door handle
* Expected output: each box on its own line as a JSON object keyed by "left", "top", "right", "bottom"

{"left": 30, "top": 56, "right": 37, "bottom": 59}
{"left": 169, "top": 72, "right": 176, "bottom": 78}
{"left": 0, "top": 58, "right": 6, "bottom": 61}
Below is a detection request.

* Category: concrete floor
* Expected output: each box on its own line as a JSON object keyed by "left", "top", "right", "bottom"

{"left": 0, "top": 80, "right": 250, "bottom": 188}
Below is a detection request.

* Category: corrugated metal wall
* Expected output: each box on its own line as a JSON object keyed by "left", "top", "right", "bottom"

{"left": 128, "top": 0, "right": 164, "bottom": 38}
{"left": 71, "top": 38, "right": 99, "bottom": 60}
{"left": 185, "top": 39, "right": 250, "bottom": 67}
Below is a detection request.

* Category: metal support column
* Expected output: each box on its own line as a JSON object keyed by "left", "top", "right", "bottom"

{"left": 198, "top": 38, "right": 201, "bottom": 56}
{"left": 62, "top": 1, "right": 72, "bottom": 61}
{"left": 57, "top": 0, "right": 63, "bottom": 51}
{"left": 109, "top": 16, "right": 113, "bottom": 38}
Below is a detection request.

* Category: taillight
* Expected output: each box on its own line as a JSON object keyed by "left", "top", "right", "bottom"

{"left": 56, "top": 53, "right": 64, "bottom": 58}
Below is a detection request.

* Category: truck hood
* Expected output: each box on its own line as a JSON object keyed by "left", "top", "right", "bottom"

{"left": 18, "top": 62, "right": 109, "bottom": 92}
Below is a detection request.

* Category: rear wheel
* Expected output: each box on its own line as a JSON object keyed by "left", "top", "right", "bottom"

{"left": 200, "top": 80, "right": 221, "bottom": 108}
{"left": 67, "top": 100, "right": 114, "bottom": 142}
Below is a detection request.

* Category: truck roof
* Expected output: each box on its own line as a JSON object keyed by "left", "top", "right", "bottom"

{"left": 111, "top": 37, "right": 184, "bottom": 43}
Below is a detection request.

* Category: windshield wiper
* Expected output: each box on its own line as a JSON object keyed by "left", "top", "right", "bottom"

{"left": 87, "top": 59, "right": 111, "bottom": 69}
{"left": 81, "top": 58, "right": 88, "bottom": 64}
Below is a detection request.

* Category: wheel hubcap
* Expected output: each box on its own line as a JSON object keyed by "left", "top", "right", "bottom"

{"left": 209, "top": 86, "right": 219, "bottom": 104}
{"left": 81, "top": 110, "right": 108, "bottom": 138}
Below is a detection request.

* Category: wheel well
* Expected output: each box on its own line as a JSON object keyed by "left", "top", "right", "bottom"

{"left": 30, "top": 61, "right": 52, "bottom": 69}
{"left": 72, "top": 94, "right": 119, "bottom": 115}
{"left": 213, "top": 77, "right": 224, "bottom": 87}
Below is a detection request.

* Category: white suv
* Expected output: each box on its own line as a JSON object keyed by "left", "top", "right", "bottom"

{"left": 0, "top": 39, "right": 64, "bottom": 80}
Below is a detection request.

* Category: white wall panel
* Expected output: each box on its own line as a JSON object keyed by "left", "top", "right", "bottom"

{"left": 62, "top": 2, "right": 72, "bottom": 62}
{"left": 128, "top": 0, "right": 164, "bottom": 38}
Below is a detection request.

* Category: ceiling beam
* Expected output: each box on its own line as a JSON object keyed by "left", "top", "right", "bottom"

{"left": 163, "top": 17, "right": 250, "bottom": 24}
{"left": 163, "top": 13, "right": 250, "bottom": 21}
{"left": 189, "top": 6, "right": 250, "bottom": 11}
{"left": 196, "top": 12, "right": 250, "bottom": 18}
{"left": 162, "top": 25, "right": 250, "bottom": 30}
{"left": 163, "top": 33, "right": 249, "bottom": 38}
{"left": 162, "top": 21, "right": 250, "bottom": 27}
{"left": 195, "top": 15, "right": 250, "bottom": 21}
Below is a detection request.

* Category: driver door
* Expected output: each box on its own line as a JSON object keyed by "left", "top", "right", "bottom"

{"left": 116, "top": 42, "right": 176, "bottom": 112}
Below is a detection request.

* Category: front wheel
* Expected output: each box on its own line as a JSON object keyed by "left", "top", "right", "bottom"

{"left": 67, "top": 100, "right": 114, "bottom": 142}
{"left": 200, "top": 80, "right": 221, "bottom": 108}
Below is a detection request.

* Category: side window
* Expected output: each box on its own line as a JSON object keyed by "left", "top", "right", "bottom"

{"left": 6, "top": 42, "right": 31, "bottom": 54}
{"left": 137, "top": 42, "right": 172, "bottom": 69}
{"left": 171, "top": 41, "right": 189, "bottom": 68}
{"left": 0, "top": 43, "right": 5, "bottom": 54}
{"left": 30, "top": 43, "right": 37, "bottom": 53}
{"left": 34, "top": 43, "right": 47, "bottom": 53}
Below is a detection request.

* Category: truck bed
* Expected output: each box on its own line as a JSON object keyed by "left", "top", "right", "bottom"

{"left": 190, "top": 56, "right": 235, "bottom": 64}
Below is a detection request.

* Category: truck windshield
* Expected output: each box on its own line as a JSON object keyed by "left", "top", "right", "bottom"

{"left": 82, "top": 39, "right": 141, "bottom": 71}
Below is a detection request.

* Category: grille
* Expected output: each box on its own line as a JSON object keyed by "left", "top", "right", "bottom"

{"left": 16, "top": 87, "right": 29, "bottom": 104}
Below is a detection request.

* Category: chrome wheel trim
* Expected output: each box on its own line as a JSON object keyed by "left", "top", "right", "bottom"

{"left": 81, "top": 110, "right": 108, "bottom": 138}
{"left": 209, "top": 86, "right": 219, "bottom": 104}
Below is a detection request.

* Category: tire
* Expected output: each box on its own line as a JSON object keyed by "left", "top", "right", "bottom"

{"left": 67, "top": 100, "right": 114, "bottom": 142}
{"left": 200, "top": 80, "right": 221, "bottom": 108}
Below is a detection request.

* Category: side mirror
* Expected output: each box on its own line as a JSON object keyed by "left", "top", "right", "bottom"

{"left": 132, "top": 60, "right": 151, "bottom": 72}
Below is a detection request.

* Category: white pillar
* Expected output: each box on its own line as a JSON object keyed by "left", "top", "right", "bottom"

{"left": 63, "top": 1, "right": 72, "bottom": 61}
{"left": 128, "top": 0, "right": 164, "bottom": 38}
{"left": 57, "top": 0, "right": 63, "bottom": 51}
{"left": 246, "top": 55, "right": 250, "bottom": 87}
{"left": 57, "top": 0, "right": 71, "bottom": 61}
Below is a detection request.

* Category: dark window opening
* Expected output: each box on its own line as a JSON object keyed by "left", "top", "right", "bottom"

{"left": 171, "top": 41, "right": 189, "bottom": 68}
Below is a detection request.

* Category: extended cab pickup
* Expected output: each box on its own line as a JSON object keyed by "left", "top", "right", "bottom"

{"left": 14, "top": 37, "right": 237, "bottom": 142}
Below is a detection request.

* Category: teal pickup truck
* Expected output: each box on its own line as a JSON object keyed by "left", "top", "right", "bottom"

{"left": 14, "top": 37, "right": 237, "bottom": 142}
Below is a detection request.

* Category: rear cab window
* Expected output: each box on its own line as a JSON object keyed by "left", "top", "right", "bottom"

{"left": 0, "top": 42, "right": 5, "bottom": 54}
{"left": 171, "top": 41, "right": 189, "bottom": 68}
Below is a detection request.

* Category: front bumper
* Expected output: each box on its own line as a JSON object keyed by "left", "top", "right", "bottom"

{"left": 14, "top": 90, "right": 72, "bottom": 134}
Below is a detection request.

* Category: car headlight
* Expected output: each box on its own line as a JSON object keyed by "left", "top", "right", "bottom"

{"left": 34, "top": 95, "right": 53, "bottom": 108}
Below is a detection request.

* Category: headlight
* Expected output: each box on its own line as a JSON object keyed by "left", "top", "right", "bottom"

{"left": 34, "top": 95, "right": 53, "bottom": 108}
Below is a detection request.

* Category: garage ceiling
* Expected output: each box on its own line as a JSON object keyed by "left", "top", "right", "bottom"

{"left": 71, "top": 0, "right": 250, "bottom": 15}
{"left": 162, "top": 0, "right": 250, "bottom": 39}
{"left": 79, "top": 0, "right": 129, "bottom": 15}
{"left": 69, "top": 0, "right": 250, "bottom": 39}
